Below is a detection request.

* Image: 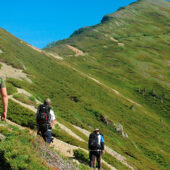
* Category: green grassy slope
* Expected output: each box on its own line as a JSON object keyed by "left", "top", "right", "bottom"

{"left": 0, "top": 121, "right": 88, "bottom": 170}
{"left": 0, "top": 0, "right": 170, "bottom": 169}
{"left": 45, "top": 0, "right": 170, "bottom": 123}
{"left": 0, "top": 124, "right": 49, "bottom": 170}
{"left": 45, "top": 0, "right": 170, "bottom": 169}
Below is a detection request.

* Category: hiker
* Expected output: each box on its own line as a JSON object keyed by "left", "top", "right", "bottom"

{"left": 88, "top": 129, "right": 104, "bottom": 170}
{"left": 0, "top": 77, "right": 8, "bottom": 121}
{"left": 36, "top": 98, "right": 55, "bottom": 144}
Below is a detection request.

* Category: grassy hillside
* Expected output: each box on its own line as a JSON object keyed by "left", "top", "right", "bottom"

{"left": 0, "top": 124, "right": 49, "bottom": 170}
{"left": 0, "top": 0, "right": 170, "bottom": 169}
{"left": 45, "top": 0, "right": 170, "bottom": 122}
{"left": 0, "top": 121, "right": 81, "bottom": 170}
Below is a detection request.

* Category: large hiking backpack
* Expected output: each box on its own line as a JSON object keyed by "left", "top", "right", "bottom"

{"left": 89, "top": 133, "right": 100, "bottom": 150}
{"left": 37, "top": 104, "right": 51, "bottom": 130}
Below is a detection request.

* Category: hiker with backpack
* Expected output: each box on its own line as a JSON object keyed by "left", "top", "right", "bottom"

{"left": 0, "top": 77, "right": 8, "bottom": 121}
{"left": 36, "top": 98, "right": 55, "bottom": 143}
{"left": 88, "top": 129, "right": 104, "bottom": 170}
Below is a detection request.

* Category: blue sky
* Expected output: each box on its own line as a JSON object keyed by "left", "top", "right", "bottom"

{"left": 0, "top": 0, "right": 137, "bottom": 48}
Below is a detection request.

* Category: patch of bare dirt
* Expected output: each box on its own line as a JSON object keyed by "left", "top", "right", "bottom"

{"left": 118, "top": 43, "right": 125, "bottom": 47}
{"left": 21, "top": 41, "right": 42, "bottom": 53}
{"left": 51, "top": 138, "right": 79, "bottom": 157}
{"left": 20, "top": 40, "right": 64, "bottom": 61}
{"left": 110, "top": 37, "right": 118, "bottom": 42}
{"left": 66, "top": 45, "right": 85, "bottom": 56}
{"left": 37, "top": 138, "right": 77, "bottom": 170}
{"left": 0, "top": 62, "right": 32, "bottom": 83}
{"left": 46, "top": 52, "right": 63, "bottom": 60}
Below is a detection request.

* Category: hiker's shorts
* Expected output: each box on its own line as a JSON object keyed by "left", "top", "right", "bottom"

{"left": 89, "top": 151, "right": 102, "bottom": 168}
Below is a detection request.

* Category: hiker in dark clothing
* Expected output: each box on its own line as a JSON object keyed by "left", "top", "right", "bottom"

{"left": 88, "top": 129, "right": 104, "bottom": 170}
{"left": 36, "top": 98, "right": 55, "bottom": 144}
{"left": 0, "top": 77, "right": 8, "bottom": 121}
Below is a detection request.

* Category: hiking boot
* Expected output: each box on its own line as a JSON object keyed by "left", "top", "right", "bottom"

{"left": 51, "top": 137, "right": 54, "bottom": 143}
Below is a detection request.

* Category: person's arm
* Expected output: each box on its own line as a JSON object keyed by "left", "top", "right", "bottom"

{"left": 51, "top": 120, "right": 55, "bottom": 127}
{"left": 50, "top": 110, "right": 55, "bottom": 128}
{"left": 1, "top": 87, "right": 8, "bottom": 121}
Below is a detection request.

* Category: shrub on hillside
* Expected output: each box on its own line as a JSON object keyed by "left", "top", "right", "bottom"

{"left": 13, "top": 93, "right": 36, "bottom": 106}
{"left": 84, "top": 106, "right": 103, "bottom": 121}
{"left": 73, "top": 149, "right": 89, "bottom": 165}
{"left": 6, "top": 99, "right": 36, "bottom": 129}
{"left": 29, "top": 96, "right": 36, "bottom": 102}
{"left": 6, "top": 82, "right": 17, "bottom": 95}
{"left": 0, "top": 126, "right": 47, "bottom": 170}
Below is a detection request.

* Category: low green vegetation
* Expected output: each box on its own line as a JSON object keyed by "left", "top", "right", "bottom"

{"left": 73, "top": 149, "right": 89, "bottom": 164}
{"left": 3, "top": 99, "right": 36, "bottom": 129}
{"left": 0, "top": 124, "right": 49, "bottom": 170}
{"left": 103, "top": 153, "right": 129, "bottom": 170}
{"left": 0, "top": 122, "right": 85, "bottom": 170}
{"left": 13, "top": 93, "right": 37, "bottom": 107}
{"left": 6, "top": 82, "right": 17, "bottom": 95}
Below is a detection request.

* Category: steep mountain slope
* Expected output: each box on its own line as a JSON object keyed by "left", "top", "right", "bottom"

{"left": 0, "top": 0, "right": 170, "bottom": 169}
{"left": 45, "top": 0, "right": 170, "bottom": 123}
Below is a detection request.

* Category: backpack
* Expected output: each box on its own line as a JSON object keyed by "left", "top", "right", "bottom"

{"left": 89, "top": 133, "right": 100, "bottom": 150}
{"left": 37, "top": 104, "right": 51, "bottom": 129}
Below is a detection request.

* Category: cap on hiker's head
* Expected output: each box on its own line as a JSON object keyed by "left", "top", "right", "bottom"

{"left": 44, "top": 98, "right": 51, "bottom": 105}
{"left": 95, "top": 128, "right": 100, "bottom": 132}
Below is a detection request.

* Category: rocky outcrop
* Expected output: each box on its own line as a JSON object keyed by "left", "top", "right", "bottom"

{"left": 114, "top": 123, "right": 128, "bottom": 138}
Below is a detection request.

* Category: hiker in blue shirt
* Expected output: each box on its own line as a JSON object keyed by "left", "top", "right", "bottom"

{"left": 88, "top": 129, "right": 104, "bottom": 170}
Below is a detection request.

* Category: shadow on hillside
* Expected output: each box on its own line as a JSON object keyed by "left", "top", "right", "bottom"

{"left": 0, "top": 151, "right": 12, "bottom": 170}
